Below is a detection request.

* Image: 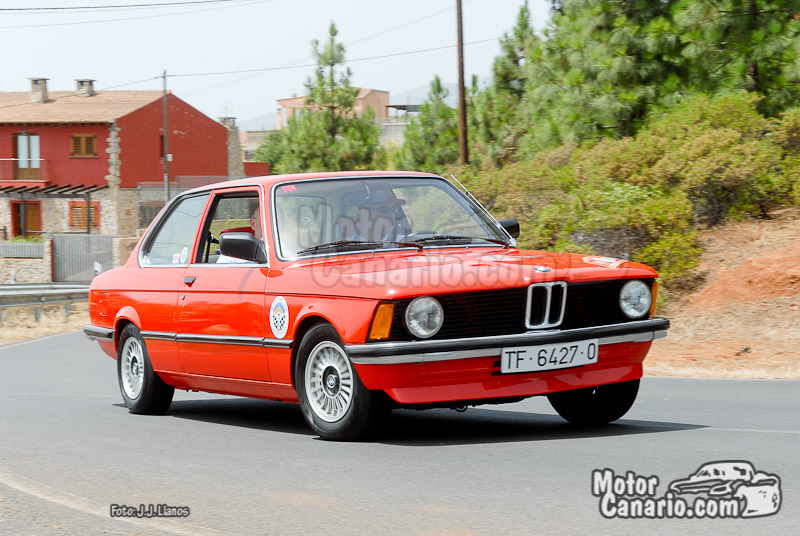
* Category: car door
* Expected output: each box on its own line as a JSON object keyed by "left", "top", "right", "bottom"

{"left": 176, "top": 187, "right": 274, "bottom": 392}
{"left": 135, "top": 193, "right": 211, "bottom": 374}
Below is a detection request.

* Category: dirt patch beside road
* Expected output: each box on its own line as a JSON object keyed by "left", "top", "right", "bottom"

{"left": 647, "top": 208, "right": 800, "bottom": 378}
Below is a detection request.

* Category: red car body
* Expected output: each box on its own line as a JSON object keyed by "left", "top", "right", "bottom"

{"left": 85, "top": 171, "right": 669, "bottom": 439}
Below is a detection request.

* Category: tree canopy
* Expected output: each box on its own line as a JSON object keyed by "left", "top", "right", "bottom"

{"left": 255, "top": 23, "right": 383, "bottom": 173}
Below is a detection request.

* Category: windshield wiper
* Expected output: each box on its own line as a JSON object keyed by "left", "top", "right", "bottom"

{"left": 412, "top": 235, "right": 510, "bottom": 248}
{"left": 295, "top": 240, "right": 422, "bottom": 256}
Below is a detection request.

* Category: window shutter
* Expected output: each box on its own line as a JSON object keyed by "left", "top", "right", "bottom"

{"left": 71, "top": 135, "right": 82, "bottom": 156}
{"left": 85, "top": 135, "right": 96, "bottom": 156}
{"left": 70, "top": 134, "right": 97, "bottom": 157}
{"left": 71, "top": 205, "right": 84, "bottom": 228}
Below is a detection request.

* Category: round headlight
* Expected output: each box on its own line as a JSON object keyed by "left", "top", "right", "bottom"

{"left": 619, "top": 280, "right": 652, "bottom": 319}
{"left": 404, "top": 296, "right": 444, "bottom": 339}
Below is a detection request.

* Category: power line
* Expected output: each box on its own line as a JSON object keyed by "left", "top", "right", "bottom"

{"left": 171, "top": 37, "right": 501, "bottom": 79}
{"left": 0, "top": 0, "right": 271, "bottom": 29}
{"left": 183, "top": 3, "right": 461, "bottom": 98}
{"left": 0, "top": 0, "right": 247, "bottom": 12}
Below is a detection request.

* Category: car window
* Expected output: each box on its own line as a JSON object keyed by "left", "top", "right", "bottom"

{"left": 141, "top": 194, "right": 209, "bottom": 266}
{"left": 274, "top": 195, "right": 326, "bottom": 257}
{"left": 274, "top": 177, "right": 504, "bottom": 258}
{"left": 195, "top": 193, "right": 261, "bottom": 264}
{"left": 393, "top": 185, "right": 488, "bottom": 237}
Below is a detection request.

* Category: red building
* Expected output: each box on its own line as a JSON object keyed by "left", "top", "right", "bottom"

{"left": 0, "top": 78, "right": 229, "bottom": 239}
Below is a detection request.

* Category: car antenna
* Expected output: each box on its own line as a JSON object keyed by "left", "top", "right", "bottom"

{"left": 449, "top": 174, "right": 514, "bottom": 243}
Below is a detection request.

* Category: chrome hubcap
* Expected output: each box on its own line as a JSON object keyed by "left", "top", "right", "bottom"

{"left": 305, "top": 341, "right": 353, "bottom": 423}
{"left": 121, "top": 337, "right": 145, "bottom": 400}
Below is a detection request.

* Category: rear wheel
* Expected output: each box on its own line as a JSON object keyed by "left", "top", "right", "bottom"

{"left": 117, "top": 324, "right": 174, "bottom": 414}
{"left": 296, "top": 323, "right": 387, "bottom": 441}
{"left": 547, "top": 379, "right": 639, "bottom": 425}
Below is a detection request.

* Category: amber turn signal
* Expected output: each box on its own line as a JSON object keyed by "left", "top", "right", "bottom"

{"left": 649, "top": 281, "right": 659, "bottom": 317}
{"left": 368, "top": 303, "right": 395, "bottom": 340}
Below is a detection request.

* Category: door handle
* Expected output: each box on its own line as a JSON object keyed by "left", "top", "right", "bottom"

{"left": 184, "top": 276, "right": 196, "bottom": 285}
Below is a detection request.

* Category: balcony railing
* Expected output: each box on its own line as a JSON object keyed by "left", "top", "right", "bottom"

{"left": 0, "top": 159, "right": 48, "bottom": 181}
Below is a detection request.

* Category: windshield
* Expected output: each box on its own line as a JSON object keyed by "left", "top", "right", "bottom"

{"left": 273, "top": 176, "right": 507, "bottom": 258}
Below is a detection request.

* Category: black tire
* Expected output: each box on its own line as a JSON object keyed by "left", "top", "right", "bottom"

{"left": 295, "top": 323, "right": 387, "bottom": 441}
{"left": 547, "top": 379, "right": 640, "bottom": 425}
{"left": 117, "top": 324, "right": 174, "bottom": 415}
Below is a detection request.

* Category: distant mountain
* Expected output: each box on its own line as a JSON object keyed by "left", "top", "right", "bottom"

{"left": 238, "top": 111, "right": 277, "bottom": 131}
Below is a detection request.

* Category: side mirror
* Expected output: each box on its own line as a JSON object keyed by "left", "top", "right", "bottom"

{"left": 219, "top": 232, "right": 267, "bottom": 263}
{"left": 498, "top": 219, "right": 520, "bottom": 239}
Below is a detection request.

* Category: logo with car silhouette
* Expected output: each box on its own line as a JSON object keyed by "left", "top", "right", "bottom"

{"left": 592, "top": 460, "right": 781, "bottom": 519}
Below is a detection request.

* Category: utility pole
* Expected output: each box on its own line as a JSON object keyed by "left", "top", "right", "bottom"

{"left": 456, "top": 0, "right": 469, "bottom": 165}
{"left": 162, "top": 70, "right": 171, "bottom": 203}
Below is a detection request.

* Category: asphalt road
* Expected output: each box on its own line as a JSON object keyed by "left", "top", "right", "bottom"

{"left": 1, "top": 331, "right": 798, "bottom": 536}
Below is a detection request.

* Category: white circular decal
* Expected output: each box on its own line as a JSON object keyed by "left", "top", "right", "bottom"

{"left": 270, "top": 296, "right": 289, "bottom": 339}
{"left": 179, "top": 247, "right": 188, "bottom": 263}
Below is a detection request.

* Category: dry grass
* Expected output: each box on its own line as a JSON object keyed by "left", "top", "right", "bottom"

{"left": 0, "top": 303, "right": 90, "bottom": 347}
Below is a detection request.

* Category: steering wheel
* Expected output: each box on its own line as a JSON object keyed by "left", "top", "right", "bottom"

{"left": 403, "top": 230, "right": 437, "bottom": 241}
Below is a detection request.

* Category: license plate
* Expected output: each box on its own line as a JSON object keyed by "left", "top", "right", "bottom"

{"left": 500, "top": 339, "right": 599, "bottom": 373}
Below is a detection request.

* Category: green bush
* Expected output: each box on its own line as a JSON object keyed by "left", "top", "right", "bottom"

{"left": 443, "top": 91, "right": 800, "bottom": 297}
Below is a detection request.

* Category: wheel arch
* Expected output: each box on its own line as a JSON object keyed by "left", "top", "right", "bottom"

{"left": 114, "top": 306, "right": 142, "bottom": 349}
{"left": 290, "top": 314, "right": 333, "bottom": 389}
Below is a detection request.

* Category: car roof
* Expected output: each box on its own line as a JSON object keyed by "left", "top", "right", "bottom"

{"left": 182, "top": 170, "right": 444, "bottom": 196}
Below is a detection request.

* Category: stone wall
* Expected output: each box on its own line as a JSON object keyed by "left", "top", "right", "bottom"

{"left": 118, "top": 237, "right": 139, "bottom": 266}
{"left": 117, "top": 189, "right": 138, "bottom": 238}
{"left": 0, "top": 199, "right": 10, "bottom": 240}
{"left": 220, "top": 117, "right": 245, "bottom": 180}
{"left": 0, "top": 239, "right": 52, "bottom": 284}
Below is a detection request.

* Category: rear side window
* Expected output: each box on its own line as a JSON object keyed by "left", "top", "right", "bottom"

{"left": 141, "top": 194, "right": 209, "bottom": 266}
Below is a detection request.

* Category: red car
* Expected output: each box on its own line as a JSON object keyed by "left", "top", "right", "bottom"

{"left": 84, "top": 171, "right": 669, "bottom": 440}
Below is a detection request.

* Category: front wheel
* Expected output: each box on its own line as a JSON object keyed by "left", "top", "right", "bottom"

{"left": 117, "top": 324, "right": 174, "bottom": 414}
{"left": 295, "top": 323, "right": 387, "bottom": 441}
{"left": 547, "top": 379, "right": 639, "bottom": 425}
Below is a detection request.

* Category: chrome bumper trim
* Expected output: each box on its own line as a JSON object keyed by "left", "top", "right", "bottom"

{"left": 83, "top": 325, "right": 114, "bottom": 342}
{"left": 346, "top": 318, "right": 670, "bottom": 364}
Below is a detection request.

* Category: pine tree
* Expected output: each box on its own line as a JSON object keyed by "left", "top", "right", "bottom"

{"left": 520, "top": 0, "right": 684, "bottom": 154}
{"left": 676, "top": 0, "right": 800, "bottom": 116}
{"left": 398, "top": 76, "right": 460, "bottom": 173}
{"left": 473, "top": 2, "right": 539, "bottom": 167}
{"left": 256, "top": 23, "right": 383, "bottom": 173}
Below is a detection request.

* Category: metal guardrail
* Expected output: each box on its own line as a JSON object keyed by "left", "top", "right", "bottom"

{"left": 0, "top": 283, "right": 89, "bottom": 309}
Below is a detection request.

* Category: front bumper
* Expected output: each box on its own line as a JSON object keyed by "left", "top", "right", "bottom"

{"left": 345, "top": 317, "right": 669, "bottom": 364}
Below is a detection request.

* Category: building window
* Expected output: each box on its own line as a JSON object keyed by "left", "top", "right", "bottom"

{"left": 10, "top": 201, "right": 42, "bottom": 237}
{"left": 70, "top": 134, "right": 97, "bottom": 157}
{"left": 69, "top": 201, "right": 100, "bottom": 229}
{"left": 14, "top": 133, "right": 41, "bottom": 179}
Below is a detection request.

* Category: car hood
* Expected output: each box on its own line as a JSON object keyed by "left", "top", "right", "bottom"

{"left": 269, "top": 248, "right": 658, "bottom": 300}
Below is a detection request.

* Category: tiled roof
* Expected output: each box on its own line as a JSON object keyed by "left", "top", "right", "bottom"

{"left": 0, "top": 90, "right": 163, "bottom": 123}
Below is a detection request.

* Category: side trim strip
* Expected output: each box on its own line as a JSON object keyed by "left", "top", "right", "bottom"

{"left": 141, "top": 331, "right": 293, "bottom": 349}
{"left": 83, "top": 325, "right": 114, "bottom": 342}
{"left": 176, "top": 334, "right": 263, "bottom": 346}
{"left": 349, "top": 330, "right": 669, "bottom": 365}
{"left": 141, "top": 331, "right": 176, "bottom": 342}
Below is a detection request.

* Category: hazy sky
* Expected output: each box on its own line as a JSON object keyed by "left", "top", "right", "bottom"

{"left": 1, "top": 0, "right": 551, "bottom": 125}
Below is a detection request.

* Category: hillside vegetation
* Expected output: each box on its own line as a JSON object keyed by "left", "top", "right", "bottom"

{"left": 256, "top": 1, "right": 800, "bottom": 298}
{"left": 453, "top": 92, "right": 800, "bottom": 296}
